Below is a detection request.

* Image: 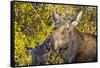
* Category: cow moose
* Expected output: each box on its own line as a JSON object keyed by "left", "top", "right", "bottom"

{"left": 25, "top": 10, "right": 97, "bottom": 65}
{"left": 52, "top": 10, "right": 97, "bottom": 63}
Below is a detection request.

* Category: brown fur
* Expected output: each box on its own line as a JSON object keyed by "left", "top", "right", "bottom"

{"left": 52, "top": 11, "right": 97, "bottom": 63}
{"left": 76, "top": 31, "right": 97, "bottom": 62}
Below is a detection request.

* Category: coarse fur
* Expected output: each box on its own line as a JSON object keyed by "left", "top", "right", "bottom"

{"left": 52, "top": 10, "right": 97, "bottom": 63}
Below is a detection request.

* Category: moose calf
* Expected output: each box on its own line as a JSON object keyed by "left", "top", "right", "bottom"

{"left": 25, "top": 38, "right": 52, "bottom": 65}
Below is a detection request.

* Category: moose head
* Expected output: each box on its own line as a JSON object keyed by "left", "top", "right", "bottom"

{"left": 52, "top": 10, "right": 83, "bottom": 51}
{"left": 52, "top": 10, "right": 83, "bottom": 63}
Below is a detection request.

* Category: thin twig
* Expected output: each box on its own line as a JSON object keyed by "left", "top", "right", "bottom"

{"left": 32, "top": 5, "right": 44, "bottom": 24}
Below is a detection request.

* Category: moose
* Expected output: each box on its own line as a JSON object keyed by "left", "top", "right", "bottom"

{"left": 25, "top": 37, "right": 52, "bottom": 65}
{"left": 25, "top": 10, "right": 97, "bottom": 65}
{"left": 52, "top": 10, "right": 97, "bottom": 63}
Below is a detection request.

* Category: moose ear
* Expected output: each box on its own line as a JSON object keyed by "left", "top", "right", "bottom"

{"left": 53, "top": 12, "right": 62, "bottom": 28}
{"left": 72, "top": 10, "right": 83, "bottom": 26}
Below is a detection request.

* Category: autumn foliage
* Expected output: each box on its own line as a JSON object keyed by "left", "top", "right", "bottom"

{"left": 13, "top": 2, "right": 97, "bottom": 66}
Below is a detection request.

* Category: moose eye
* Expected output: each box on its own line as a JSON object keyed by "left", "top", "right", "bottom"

{"left": 64, "top": 27, "right": 69, "bottom": 32}
{"left": 67, "top": 28, "right": 69, "bottom": 31}
{"left": 65, "top": 27, "right": 70, "bottom": 32}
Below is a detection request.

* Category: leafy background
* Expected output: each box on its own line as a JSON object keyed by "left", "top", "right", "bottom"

{"left": 13, "top": 2, "right": 97, "bottom": 66}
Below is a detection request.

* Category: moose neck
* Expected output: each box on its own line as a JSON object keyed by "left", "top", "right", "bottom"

{"left": 70, "top": 27, "right": 84, "bottom": 55}
{"left": 72, "top": 27, "right": 83, "bottom": 43}
{"left": 64, "top": 27, "right": 83, "bottom": 63}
